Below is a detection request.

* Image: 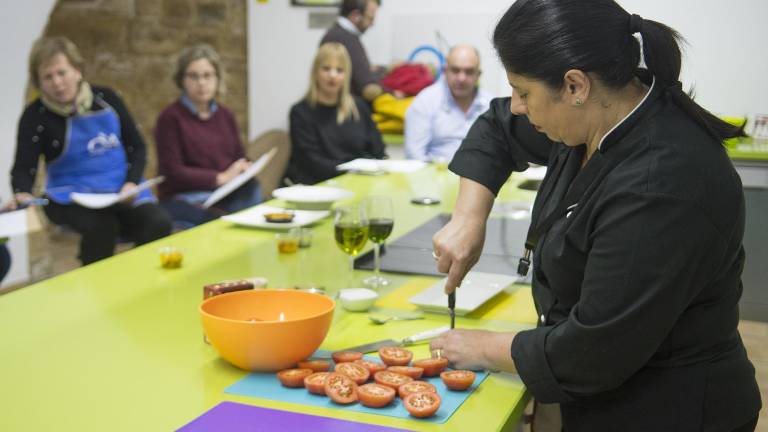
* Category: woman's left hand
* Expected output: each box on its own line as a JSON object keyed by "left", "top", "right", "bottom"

{"left": 429, "top": 329, "right": 518, "bottom": 372}
{"left": 120, "top": 182, "right": 138, "bottom": 203}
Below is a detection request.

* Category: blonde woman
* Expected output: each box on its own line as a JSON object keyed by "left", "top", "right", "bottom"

{"left": 155, "top": 44, "right": 259, "bottom": 227}
{"left": 286, "top": 42, "right": 385, "bottom": 185}
{"left": 11, "top": 36, "right": 171, "bottom": 265}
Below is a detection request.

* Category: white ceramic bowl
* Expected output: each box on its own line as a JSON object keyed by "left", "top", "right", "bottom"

{"left": 338, "top": 288, "right": 379, "bottom": 312}
{"left": 272, "top": 185, "right": 354, "bottom": 210}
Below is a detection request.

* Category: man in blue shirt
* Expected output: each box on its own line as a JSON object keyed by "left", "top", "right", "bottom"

{"left": 404, "top": 44, "right": 492, "bottom": 162}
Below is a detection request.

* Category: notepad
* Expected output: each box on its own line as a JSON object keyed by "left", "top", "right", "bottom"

{"left": 203, "top": 148, "right": 277, "bottom": 208}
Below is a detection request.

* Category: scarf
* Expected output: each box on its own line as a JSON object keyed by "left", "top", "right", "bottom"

{"left": 41, "top": 81, "right": 94, "bottom": 117}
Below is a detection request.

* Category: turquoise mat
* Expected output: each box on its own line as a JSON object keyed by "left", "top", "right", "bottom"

{"left": 225, "top": 351, "right": 488, "bottom": 424}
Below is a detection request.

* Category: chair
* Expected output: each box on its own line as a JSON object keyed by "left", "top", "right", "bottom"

{"left": 246, "top": 129, "right": 291, "bottom": 199}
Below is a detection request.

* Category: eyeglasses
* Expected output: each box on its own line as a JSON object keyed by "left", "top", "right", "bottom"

{"left": 184, "top": 72, "right": 217, "bottom": 82}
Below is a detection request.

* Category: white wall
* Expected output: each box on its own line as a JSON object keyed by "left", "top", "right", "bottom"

{"left": 248, "top": 0, "right": 768, "bottom": 139}
{"left": 0, "top": 0, "right": 56, "bottom": 287}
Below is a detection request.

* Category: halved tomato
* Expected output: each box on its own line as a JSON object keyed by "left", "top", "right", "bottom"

{"left": 413, "top": 357, "right": 449, "bottom": 377}
{"left": 398, "top": 380, "right": 437, "bottom": 399}
{"left": 386, "top": 366, "right": 423, "bottom": 379}
{"left": 373, "top": 370, "right": 413, "bottom": 390}
{"left": 440, "top": 370, "right": 476, "bottom": 391}
{"left": 276, "top": 368, "right": 313, "bottom": 388}
{"left": 304, "top": 372, "right": 331, "bottom": 395}
{"left": 324, "top": 372, "right": 358, "bottom": 404}
{"left": 378, "top": 346, "right": 413, "bottom": 366}
{"left": 298, "top": 359, "right": 331, "bottom": 372}
{"left": 331, "top": 351, "right": 363, "bottom": 363}
{"left": 334, "top": 362, "right": 371, "bottom": 385}
{"left": 357, "top": 383, "right": 396, "bottom": 408}
{"left": 354, "top": 359, "right": 387, "bottom": 374}
{"left": 403, "top": 391, "right": 442, "bottom": 418}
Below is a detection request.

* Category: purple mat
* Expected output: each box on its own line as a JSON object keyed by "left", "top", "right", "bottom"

{"left": 177, "top": 401, "right": 413, "bottom": 432}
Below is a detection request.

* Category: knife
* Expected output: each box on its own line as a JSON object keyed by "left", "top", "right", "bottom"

{"left": 448, "top": 291, "right": 456, "bottom": 329}
{"left": 337, "top": 326, "right": 450, "bottom": 353}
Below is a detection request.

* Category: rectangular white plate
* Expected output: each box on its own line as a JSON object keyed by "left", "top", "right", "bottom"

{"left": 409, "top": 271, "right": 518, "bottom": 316}
{"left": 221, "top": 205, "right": 330, "bottom": 229}
{"left": 336, "top": 158, "right": 427, "bottom": 174}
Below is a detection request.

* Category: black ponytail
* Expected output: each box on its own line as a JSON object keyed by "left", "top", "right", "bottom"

{"left": 636, "top": 17, "right": 745, "bottom": 140}
{"left": 493, "top": 0, "right": 744, "bottom": 142}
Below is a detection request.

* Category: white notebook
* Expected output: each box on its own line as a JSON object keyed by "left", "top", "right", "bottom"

{"left": 409, "top": 271, "right": 518, "bottom": 316}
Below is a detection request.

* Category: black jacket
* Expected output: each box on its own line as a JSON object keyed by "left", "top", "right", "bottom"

{"left": 450, "top": 77, "right": 761, "bottom": 431}
{"left": 287, "top": 97, "right": 385, "bottom": 185}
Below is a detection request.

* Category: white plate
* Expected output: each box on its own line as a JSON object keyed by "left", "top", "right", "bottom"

{"left": 272, "top": 185, "right": 353, "bottom": 210}
{"left": 336, "top": 158, "right": 427, "bottom": 174}
{"left": 409, "top": 271, "right": 518, "bottom": 316}
{"left": 221, "top": 205, "right": 330, "bottom": 229}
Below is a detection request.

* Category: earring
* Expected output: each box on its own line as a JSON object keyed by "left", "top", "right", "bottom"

{"left": 575, "top": 98, "right": 583, "bottom": 106}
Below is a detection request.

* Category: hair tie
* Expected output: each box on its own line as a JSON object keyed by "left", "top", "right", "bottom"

{"left": 629, "top": 14, "right": 644, "bottom": 34}
{"left": 665, "top": 81, "right": 685, "bottom": 96}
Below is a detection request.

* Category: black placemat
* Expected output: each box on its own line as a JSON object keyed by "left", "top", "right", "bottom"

{"left": 355, "top": 213, "right": 529, "bottom": 277}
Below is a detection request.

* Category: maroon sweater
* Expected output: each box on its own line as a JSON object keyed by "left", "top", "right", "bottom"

{"left": 154, "top": 100, "right": 245, "bottom": 199}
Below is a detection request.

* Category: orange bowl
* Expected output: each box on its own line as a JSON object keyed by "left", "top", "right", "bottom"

{"left": 200, "top": 289, "right": 335, "bottom": 371}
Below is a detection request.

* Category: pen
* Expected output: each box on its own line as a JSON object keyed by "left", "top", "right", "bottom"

{"left": 24, "top": 198, "right": 50, "bottom": 207}
{"left": 448, "top": 291, "right": 455, "bottom": 329}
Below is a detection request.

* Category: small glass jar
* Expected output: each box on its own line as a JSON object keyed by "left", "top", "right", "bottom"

{"left": 275, "top": 230, "right": 300, "bottom": 254}
{"left": 158, "top": 246, "right": 183, "bottom": 268}
{"left": 298, "top": 228, "right": 313, "bottom": 248}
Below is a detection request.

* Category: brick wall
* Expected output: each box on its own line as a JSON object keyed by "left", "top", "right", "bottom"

{"left": 37, "top": 0, "right": 248, "bottom": 177}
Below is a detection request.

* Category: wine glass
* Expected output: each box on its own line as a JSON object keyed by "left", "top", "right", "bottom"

{"left": 362, "top": 196, "right": 394, "bottom": 289}
{"left": 334, "top": 204, "right": 369, "bottom": 288}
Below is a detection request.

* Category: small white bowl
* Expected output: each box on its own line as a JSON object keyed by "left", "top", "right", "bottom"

{"left": 338, "top": 288, "right": 379, "bottom": 312}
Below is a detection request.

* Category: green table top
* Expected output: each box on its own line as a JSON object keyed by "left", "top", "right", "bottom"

{"left": 0, "top": 167, "right": 538, "bottom": 432}
{"left": 726, "top": 137, "right": 768, "bottom": 162}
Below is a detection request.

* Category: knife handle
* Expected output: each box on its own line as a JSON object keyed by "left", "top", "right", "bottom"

{"left": 401, "top": 326, "right": 450, "bottom": 345}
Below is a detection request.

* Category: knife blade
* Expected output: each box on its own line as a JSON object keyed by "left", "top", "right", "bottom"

{"left": 337, "top": 326, "right": 450, "bottom": 353}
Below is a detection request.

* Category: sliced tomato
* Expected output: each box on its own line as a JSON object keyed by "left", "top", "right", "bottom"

{"left": 386, "top": 366, "right": 423, "bottom": 379}
{"left": 334, "top": 362, "right": 371, "bottom": 385}
{"left": 398, "top": 380, "right": 437, "bottom": 399}
{"left": 324, "top": 372, "right": 358, "bottom": 404}
{"left": 378, "top": 346, "right": 413, "bottom": 366}
{"left": 304, "top": 372, "right": 331, "bottom": 395}
{"left": 357, "top": 383, "right": 396, "bottom": 408}
{"left": 331, "top": 351, "right": 363, "bottom": 363}
{"left": 353, "top": 359, "right": 387, "bottom": 374}
{"left": 413, "top": 357, "right": 449, "bottom": 377}
{"left": 403, "top": 391, "right": 442, "bottom": 418}
{"left": 276, "top": 368, "right": 313, "bottom": 388}
{"left": 297, "top": 359, "right": 331, "bottom": 372}
{"left": 440, "top": 370, "right": 477, "bottom": 391}
{"left": 373, "top": 370, "right": 413, "bottom": 390}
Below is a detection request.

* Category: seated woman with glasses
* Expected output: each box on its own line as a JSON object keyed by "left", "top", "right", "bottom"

{"left": 155, "top": 44, "right": 260, "bottom": 227}
{"left": 286, "top": 42, "right": 386, "bottom": 185}
{"left": 11, "top": 36, "right": 171, "bottom": 265}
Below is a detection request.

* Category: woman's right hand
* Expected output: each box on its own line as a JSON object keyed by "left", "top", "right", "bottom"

{"left": 11, "top": 193, "right": 35, "bottom": 209}
{"left": 216, "top": 158, "right": 251, "bottom": 186}
{"left": 433, "top": 214, "right": 487, "bottom": 295}
{"left": 432, "top": 178, "right": 495, "bottom": 294}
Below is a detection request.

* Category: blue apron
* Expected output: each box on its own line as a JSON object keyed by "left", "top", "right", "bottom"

{"left": 46, "top": 100, "right": 154, "bottom": 206}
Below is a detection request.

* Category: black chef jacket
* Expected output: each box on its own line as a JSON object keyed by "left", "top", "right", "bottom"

{"left": 449, "top": 77, "right": 761, "bottom": 431}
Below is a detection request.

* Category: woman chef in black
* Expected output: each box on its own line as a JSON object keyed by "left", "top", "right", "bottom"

{"left": 429, "top": 0, "right": 762, "bottom": 430}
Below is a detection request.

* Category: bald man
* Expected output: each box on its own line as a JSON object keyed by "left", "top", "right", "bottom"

{"left": 404, "top": 45, "right": 492, "bottom": 161}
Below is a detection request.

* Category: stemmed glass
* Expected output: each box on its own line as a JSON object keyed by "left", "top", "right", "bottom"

{"left": 334, "top": 204, "right": 369, "bottom": 288}
{"left": 362, "top": 196, "right": 394, "bottom": 289}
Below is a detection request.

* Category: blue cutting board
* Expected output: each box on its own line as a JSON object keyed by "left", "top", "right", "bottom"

{"left": 225, "top": 352, "right": 488, "bottom": 424}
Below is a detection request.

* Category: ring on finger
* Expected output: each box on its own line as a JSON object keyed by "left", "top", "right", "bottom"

{"left": 431, "top": 348, "right": 444, "bottom": 358}
{"left": 432, "top": 250, "right": 439, "bottom": 260}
